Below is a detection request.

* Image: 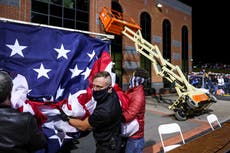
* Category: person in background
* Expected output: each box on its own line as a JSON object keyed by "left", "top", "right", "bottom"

{"left": 0, "top": 70, "right": 47, "bottom": 153}
{"left": 204, "top": 73, "right": 214, "bottom": 93}
{"left": 212, "top": 74, "right": 218, "bottom": 95}
{"left": 217, "top": 75, "right": 225, "bottom": 91}
{"left": 62, "top": 71, "right": 123, "bottom": 153}
{"left": 122, "top": 68, "right": 148, "bottom": 153}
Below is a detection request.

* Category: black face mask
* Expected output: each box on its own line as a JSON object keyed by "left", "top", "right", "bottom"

{"left": 93, "top": 87, "right": 110, "bottom": 102}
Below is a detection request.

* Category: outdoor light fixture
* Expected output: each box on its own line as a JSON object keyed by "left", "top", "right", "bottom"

{"left": 155, "top": 2, "right": 163, "bottom": 12}
{"left": 156, "top": 3, "right": 162, "bottom": 8}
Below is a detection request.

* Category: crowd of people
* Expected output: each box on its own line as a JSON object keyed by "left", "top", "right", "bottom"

{"left": 193, "top": 62, "right": 230, "bottom": 71}
{"left": 189, "top": 71, "right": 230, "bottom": 96}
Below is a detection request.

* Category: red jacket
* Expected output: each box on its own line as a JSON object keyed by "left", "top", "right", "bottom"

{"left": 122, "top": 85, "right": 146, "bottom": 139}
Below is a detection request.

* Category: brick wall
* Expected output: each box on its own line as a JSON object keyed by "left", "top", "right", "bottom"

{"left": 0, "top": 0, "right": 192, "bottom": 91}
{"left": 0, "top": 0, "right": 30, "bottom": 21}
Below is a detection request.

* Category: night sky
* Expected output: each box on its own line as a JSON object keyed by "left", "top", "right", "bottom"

{"left": 178, "top": 1, "right": 229, "bottom": 65}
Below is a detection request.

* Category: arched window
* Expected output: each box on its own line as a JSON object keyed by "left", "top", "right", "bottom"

{"left": 163, "top": 19, "right": 171, "bottom": 62}
{"left": 182, "top": 26, "right": 189, "bottom": 73}
{"left": 111, "top": 1, "right": 123, "bottom": 87}
{"left": 140, "top": 12, "right": 152, "bottom": 89}
{"left": 162, "top": 19, "right": 171, "bottom": 88}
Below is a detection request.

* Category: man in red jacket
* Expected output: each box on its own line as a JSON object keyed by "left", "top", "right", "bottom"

{"left": 122, "top": 68, "right": 148, "bottom": 153}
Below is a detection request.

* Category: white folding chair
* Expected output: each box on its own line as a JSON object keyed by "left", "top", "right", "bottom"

{"left": 158, "top": 123, "right": 185, "bottom": 152}
{"left": 206, "top": 114, "right": 221, "bottom": 130}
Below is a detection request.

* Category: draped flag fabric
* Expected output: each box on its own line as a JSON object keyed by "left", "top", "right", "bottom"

{"left": 0, "top": 21, "right": 111, "bottom": 101}
{"left": 0, "top": 20, "right": 114, "bottom": 152}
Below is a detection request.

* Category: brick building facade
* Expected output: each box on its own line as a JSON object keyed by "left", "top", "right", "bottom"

{"left": 0, "top": 0, "right": 192, "bottom": 92}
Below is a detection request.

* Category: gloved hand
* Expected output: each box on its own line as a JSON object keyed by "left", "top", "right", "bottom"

{"left": 59, "top": 109, "right": 69, "bottom": 122}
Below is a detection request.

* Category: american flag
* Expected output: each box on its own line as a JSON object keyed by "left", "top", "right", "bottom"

{"left": 0, "top": 20, "right": 113, "bottom": 152}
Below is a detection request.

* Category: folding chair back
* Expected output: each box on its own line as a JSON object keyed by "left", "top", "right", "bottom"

{"left": 158, "top": 123, "right": 185, "bottom": 152}
{"left": 207, "top": 114, "right": 221, "bottom": 130}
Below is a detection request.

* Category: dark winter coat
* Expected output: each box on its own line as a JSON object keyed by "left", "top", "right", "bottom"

{"left": 0, "top": 105, "right": 47, "bottom": 153}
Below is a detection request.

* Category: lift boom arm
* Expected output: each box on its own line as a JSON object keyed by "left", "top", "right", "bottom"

{"left": 99, "top": 7, "right": 216, "bottom": 120}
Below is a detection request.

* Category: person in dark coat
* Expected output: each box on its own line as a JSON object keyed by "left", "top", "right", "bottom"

{"left": 0, "top": 70, "right": 47, "bottom": 153}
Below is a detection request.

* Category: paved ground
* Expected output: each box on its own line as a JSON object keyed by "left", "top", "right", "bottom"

{"left": 71, "top": 94, "right": 230, "bottom": 153}
{"left": 143, "top": 94, "right": 230, "bottom": 153}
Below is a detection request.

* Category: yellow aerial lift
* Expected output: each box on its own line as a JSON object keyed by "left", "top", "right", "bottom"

{"left": 99, "top": 7, "right": 217, "bottom": 121}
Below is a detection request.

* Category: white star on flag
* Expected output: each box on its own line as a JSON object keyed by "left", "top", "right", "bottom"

{"left": 69, "top": 64, "right": 83, "bottom": 78}
{"left": 33, "top": 63, "right": 52, "bottom": 79}
{"left": 82, "top": 67, "right": 91, "bottom": 80}
{"left": 56, "top": 86, "right": 64, "bottom": 99}
{"left": 87, "top": 50, "right": 95, "bottom": 61}
{"left": 6, "top": 39, "right": 27, "bottom": 57}
{"left": 54, "top": 44, "right": 71, "bottom": 59}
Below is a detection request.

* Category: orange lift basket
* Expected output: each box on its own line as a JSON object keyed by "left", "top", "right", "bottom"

{"left": 99, "top": 7, "right": 141, "bottom": 35}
